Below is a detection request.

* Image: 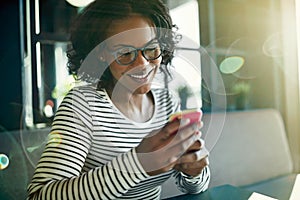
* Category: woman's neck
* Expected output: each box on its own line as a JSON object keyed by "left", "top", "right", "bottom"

{"left": 107, "top": 87, "right": 155, "bottom": 123}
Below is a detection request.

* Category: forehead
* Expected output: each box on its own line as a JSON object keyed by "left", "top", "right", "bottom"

{"left": 105, "top": 15, "right": 156, "bottom": 47}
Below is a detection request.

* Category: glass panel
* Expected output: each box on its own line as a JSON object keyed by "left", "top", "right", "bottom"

{"left": 168, "top": 0, "right": 202, "bottom": 110}
{"left": 170, "top": 50, "right": 202, "bottom": 110}
{"left": 40, "top": 42, "right": 69, "bottom": 124}
{"left": 25, "top": 41, "right": 69, "bottom": 128}
{"left": 198, "top": 0, "right": 283, "bottom": 112}
{"left": 170, "top": 0, "right": 200, "bottom": 45}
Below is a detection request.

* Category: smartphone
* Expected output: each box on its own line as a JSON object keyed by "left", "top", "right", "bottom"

{"left": 169, "top": 109, "right": 202, "bottom": 126}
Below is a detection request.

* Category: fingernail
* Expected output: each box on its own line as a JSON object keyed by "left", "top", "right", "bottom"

{"left": 200, "top": 121, "right": 204, "bottom": 128}
{"left": 199, "top": 138, "right": 205, "bottom": 146}
{"left": 193, "top": 123, "right": 198, "bottom": 131}
{"left": 181, "top": 118, "right": 190, "bottom": 126}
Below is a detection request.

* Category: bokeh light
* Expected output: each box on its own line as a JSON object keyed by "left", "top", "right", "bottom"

{"left": 262, "top": 33, "right": 283, "bottom": 58}
{"left": 66, "top": 0, "right": 95, "bottom": 7}
{"left": 219, "top": 56, "right": 245, "bottom": 74}
{"left": 48, "top": 132, "right": 62, "bottom": 146}
{"left": 43, "top": 104, "right": 54, "bottom": 118}
{"left": 0, "top": 154, "right": 9, "bottom": 170}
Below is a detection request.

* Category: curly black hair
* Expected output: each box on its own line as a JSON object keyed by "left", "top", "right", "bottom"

{"left": 67, "top": 0, "right": 178, "bottom": 89}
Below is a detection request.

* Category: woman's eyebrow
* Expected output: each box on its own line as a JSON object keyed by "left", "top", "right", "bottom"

{"left": 112, "top": 44, "right": 135, "bottom": 48}
{"left": 111, "top": 38, "right": 157, "bottom": 49}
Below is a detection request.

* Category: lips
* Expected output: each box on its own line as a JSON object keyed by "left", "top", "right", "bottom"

{"left": 127, "top": 68, "right": 154, "bottom": 83}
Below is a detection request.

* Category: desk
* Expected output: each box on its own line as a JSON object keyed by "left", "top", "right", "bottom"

{"left": 167, "top": 174, "right": 298, "bottom": 200}
{"left": 166, "top": 185, "right": 252, "bottom": 200}
{"left": 243, "top": 173, "right": 297, "bottom": 200}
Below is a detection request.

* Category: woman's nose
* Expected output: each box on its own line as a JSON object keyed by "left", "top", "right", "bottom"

{"left": 134, "top": 50, "right": 149, "bottom": 66}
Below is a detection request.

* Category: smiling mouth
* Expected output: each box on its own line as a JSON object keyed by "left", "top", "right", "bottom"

{"left": 127, "top": 68, "right": 154, "bottom": 82}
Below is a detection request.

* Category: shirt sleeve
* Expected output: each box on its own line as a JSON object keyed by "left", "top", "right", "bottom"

{"left": 27, "top": 88, "right": 149, "bottom": 200}
{"left": 174, "top": 166, "right": 210, "bottom": 194}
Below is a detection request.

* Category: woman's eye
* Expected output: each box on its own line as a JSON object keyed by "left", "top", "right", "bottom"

{"left": 124, "top": 51, "right": 133, "bottom": 56}
{"left": 147, "top": 47, "right": 157, "bottom": 51}
{"left": 146, "top": 45, "right": 161, "bottom": 53}
{"left": 147, "top": 43, "right": 160, "bottom": 50}
{"left": 117, "top": 48, "right": 134, "bottom": 57}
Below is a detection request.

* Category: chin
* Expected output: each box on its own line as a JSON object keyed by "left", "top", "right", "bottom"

{"left": 133, "top": 84, "right": 152, "bottom": 95}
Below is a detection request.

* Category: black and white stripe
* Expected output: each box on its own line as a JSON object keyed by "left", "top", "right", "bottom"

{"left": 27, "top": 85, "right": 210, "bottom": 200}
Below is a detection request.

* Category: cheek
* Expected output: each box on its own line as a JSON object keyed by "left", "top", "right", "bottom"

{"left": 157, "top": 56, "right": 162, "bottom": 64}
{"left": 109, "top": 64, "right": 125, "bottom": 80}
{"left": 152, "top": 57, "right": 162, "bottom": 68}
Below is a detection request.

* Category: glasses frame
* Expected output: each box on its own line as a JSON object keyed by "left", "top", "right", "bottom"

{"left": 106, "top": 39, "right": 163, "bottom": 66}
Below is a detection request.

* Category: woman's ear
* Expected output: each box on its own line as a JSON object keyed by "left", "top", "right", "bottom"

{"left": 98, "top": 49, "right": 106, "bottom": 62}
{"left": 97, "top": 45, "right": 114, "bottom": 65}
{"left": 96, "top": 44, "right": 107, "bottom": 62}
{"left": 99, "top": 55, "right": 106, "bottom": 62}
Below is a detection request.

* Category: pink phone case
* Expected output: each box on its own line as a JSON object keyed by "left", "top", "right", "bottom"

{"left": 169, "top": 109, "right": 202, "bottom": 125}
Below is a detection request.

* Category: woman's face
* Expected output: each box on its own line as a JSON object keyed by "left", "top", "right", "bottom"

{"left": 103, "top": 15, "right": 162, "bottom": 95}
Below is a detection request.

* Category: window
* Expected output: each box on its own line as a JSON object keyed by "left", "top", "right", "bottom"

{"left": 23, "top": 0, "right": 77, "bottom": 128}
{"left": 168, "top": 0, "right": 202, "bottom": 110}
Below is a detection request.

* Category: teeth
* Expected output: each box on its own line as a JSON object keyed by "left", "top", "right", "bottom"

{"left": 130, "top": 74, "right": 148, "bottom": 79}
{"left": 129, "top": 69, "right": 153, "bottom": 79}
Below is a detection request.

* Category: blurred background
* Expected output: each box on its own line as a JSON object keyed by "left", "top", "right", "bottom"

{"left": 1, "top": 0, "right": 300, "bottom": 198}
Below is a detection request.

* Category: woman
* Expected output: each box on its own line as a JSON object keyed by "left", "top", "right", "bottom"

{"left": 27, "top": 0, "right": 210, "bottom": 199}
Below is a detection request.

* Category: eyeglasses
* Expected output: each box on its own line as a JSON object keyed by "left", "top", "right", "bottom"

{"left": 107, "top": 40, "right": 162, "bottom": 65}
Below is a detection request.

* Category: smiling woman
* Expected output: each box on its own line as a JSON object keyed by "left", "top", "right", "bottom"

{"left": 26, "top": 0, "right": 210, "bottom": 199}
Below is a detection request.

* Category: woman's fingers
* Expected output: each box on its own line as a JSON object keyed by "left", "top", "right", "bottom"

{"left": 160, "top": 121, "right": 202, "bottom": 161}
{"left": 184, "top": 135, "right": 203, "bottom": 152}
{"left": 167, "top": 135, "right": 196, "bottom": 162}
{"left": 160, "top": 118, "right": 191, "bottom": 140}
{"left": 177, "top": 147, "right": 209, "bottom": 164}
{"left": 136, "top": 119, "right": 202, "bottom": 176}
{"left": 173, "top": 157, "right": 209, "bottom": 177}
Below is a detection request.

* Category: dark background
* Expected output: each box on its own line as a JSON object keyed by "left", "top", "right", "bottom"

{"left": 0, "top": 0, "right": 23, "bottom": 131}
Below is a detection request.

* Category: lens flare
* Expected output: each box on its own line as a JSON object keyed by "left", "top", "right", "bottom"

{"left": 0, "top": 154, "right": 9, "bottom": 170}
{"left": 219, "top": 56, "right": 245, "bottom": 74}
{"left": 48, "top": 132, "right": 62, "bottom": 146}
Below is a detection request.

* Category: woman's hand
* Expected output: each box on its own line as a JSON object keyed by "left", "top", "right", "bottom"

{"left": 173, "top": 138, "right": 209, "bottom": 177}
{"left": 136, "top": 119, "right": 201, "bottom": 176}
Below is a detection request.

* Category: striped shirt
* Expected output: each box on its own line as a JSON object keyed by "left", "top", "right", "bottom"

{"left": 27, "top": 85, "right": 210, "bottom": 200}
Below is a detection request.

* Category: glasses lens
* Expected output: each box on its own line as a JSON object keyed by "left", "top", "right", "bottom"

{"left": 143, "top": 42, "right": 162, "bottom": 60}
{"left": 112, "top": 41, "right": 162, "bottom": 65}
{"left": 116, "top": 47, "right": 136, "bottom": 65}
